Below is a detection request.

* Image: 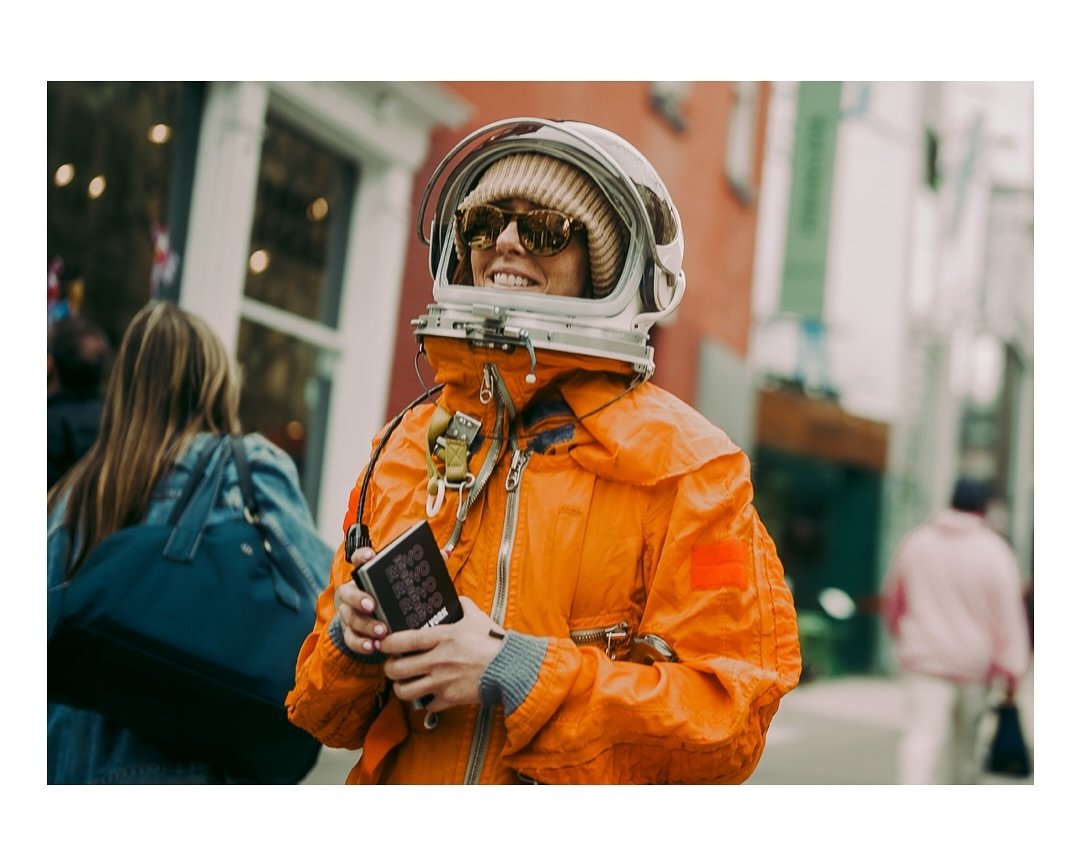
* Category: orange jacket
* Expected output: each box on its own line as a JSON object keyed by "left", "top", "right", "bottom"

{"left": 286, "top": 336, "right": 801, "bottom": 783}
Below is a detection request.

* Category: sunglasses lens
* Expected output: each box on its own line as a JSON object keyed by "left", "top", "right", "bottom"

{"left": 456, "top": 204, "right": 505, "bottom": 250}
{"left": 456, "top": 206, "right": 575, "bottom": 256}
{"left": 518, "top": 210, "right": 573, "bottom": 256}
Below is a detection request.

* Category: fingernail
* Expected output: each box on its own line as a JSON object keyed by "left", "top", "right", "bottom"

{"left": 361, "top": 640, "right": 373, "bottom": 652}
{"left": 361, "top": 597, "right": 374, "bottom": 612}
{"left": 373, "top": 623, "right": 386, "bottom": 637}
{"left": 373, "top": 639, "right": 382, "bottom": 651}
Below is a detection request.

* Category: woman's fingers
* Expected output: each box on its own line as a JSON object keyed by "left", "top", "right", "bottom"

{"left": 335, "top": 579, "right": 387, "bottom": 653}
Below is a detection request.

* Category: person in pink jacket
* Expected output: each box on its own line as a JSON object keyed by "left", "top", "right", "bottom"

{"left": 881, "top": 477, "right": 1031, "bottom": 784}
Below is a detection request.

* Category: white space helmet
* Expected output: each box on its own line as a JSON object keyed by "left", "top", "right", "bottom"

{"left": 414, "top": 117, "right": 685, "bottom": 379}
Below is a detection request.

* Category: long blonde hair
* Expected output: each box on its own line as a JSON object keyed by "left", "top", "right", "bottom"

{"left": 49, "top": 302, "right": 242, "bottom": 576}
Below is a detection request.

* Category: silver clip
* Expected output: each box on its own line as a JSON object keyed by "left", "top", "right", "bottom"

{"left": 480, "top": 366, "right": 494, "bottom": 404}
{"left": 444, "top": 411, "right": 482, "bottom": 447}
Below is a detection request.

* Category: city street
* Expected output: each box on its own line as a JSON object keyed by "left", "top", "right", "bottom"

{"left": 746, "top": 675, "right": 906, "bottom": 784}
{"left": 748, "top": 669, "right": 1034, "bottom": 785}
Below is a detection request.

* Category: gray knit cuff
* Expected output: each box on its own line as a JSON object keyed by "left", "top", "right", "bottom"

{"left": 479, "top": 630, "right": 549, "bottom": 715}
{"left": 328, "top": 613, "right": 385, "bottom": 665}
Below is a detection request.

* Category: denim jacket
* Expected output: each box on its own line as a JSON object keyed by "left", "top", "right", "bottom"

{"left": 47, "top": 432, "right": 333, "bottom": 784}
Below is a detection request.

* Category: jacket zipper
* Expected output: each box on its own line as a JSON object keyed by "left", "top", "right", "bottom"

{"left": 570, "top": 621, "right": 631, "bottom": 659}
{"left": 463, "top": 366, "right": 528, "bottom": 784}
{"left": 493, "top": 448, "right": 531, "bottom": 625}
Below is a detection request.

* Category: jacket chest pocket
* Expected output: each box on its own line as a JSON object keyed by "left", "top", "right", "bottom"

{"left": 516, "top": 470, "right": 646, "bottom": 644}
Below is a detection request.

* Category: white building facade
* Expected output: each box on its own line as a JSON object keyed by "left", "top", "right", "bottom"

{"left": 749, "top": 81, "right": 1034, "bottom": 610}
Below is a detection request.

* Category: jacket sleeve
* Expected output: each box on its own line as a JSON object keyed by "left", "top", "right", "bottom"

{"left": 284, "top": 479, "right": 388, "bottom": 750}
{"left": 988, "top": 539, "right": 1032, "bottom": 688}
{"left": 498, "top": 450, "right": 802, "bottom": 784}
{"left": 880, "top": 545, "right": 908, "bottom": 639}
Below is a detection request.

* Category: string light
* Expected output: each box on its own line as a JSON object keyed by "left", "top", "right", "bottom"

{"left": 248, "top": 249, "right": 270, "bottom": 274}
{"left": 307, "top": 197, "right": 329, "bottom": 222}
{"left": 88, "top": 175, "right": 107, "bottom": 199}
{"left": 148, "top": 124, "right": 172, "bottom": 144}
{"left": 54, "top": 164, "right": 75, "bottom": 187}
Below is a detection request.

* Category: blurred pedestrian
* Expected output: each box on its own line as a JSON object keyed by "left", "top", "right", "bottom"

{"left": 48, "top": 301, "right": 331, "bottom": 783}
{"left": 285, "top": 118, "right": 801, "bottom": 784}
{"left": 882, "top": 477, "right": 1031, "bottom": 784}
{"left": 47, "top": 315, "right": 111, "bottom": 489}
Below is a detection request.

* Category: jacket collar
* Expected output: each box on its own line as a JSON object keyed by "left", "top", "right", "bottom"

{"left": 421, "top": 335, "right": 636, "bottom": 417}
{"left": 420, "top": 335, "right": 740, "bottom": 485}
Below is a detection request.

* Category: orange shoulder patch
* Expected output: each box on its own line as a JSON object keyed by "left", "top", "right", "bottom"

{"left": 691, "top": 539, "right": 749, "bottom": 591}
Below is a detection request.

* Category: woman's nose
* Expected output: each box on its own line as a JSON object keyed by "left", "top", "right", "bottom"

{"left": 495, "top": 217, "right": 525, "bottom": 254}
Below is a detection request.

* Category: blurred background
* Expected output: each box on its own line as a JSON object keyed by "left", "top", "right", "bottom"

{"left": 45, "top": 81, "right": 1034, "bottom": 783}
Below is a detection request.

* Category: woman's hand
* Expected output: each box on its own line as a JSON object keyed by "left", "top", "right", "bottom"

{"left": 380, "top": 596, "right": 505, "bottom": 712}
{"left": 332, "top": 546, "right": 388, "bottom": 655}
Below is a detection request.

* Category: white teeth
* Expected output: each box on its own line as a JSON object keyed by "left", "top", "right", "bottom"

{"left": 491, "top": 273, "right": 534, "bottom": 288}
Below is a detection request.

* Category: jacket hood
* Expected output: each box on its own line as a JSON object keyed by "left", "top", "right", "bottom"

{"left": 420, "top": 335, "right": 740, "bottom": 486}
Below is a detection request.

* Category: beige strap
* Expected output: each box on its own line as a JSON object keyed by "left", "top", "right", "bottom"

{"left": 425, "top": 406, "right": 454, "bottom": 498}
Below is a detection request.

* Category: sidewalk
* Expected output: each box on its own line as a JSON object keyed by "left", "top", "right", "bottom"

{"left": 747, "top": 666, "right": 1034, "bottom": 784}
{"left": 302, "top": 741, "right": 356, "bottom": 785}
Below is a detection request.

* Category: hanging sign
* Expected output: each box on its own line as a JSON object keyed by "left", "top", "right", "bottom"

{"left": 780, "top": 82, "right": 843, "bottom": 320}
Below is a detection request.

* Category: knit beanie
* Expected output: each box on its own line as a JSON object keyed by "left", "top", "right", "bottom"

{"left": 455, "top": 153, "right": 628, "bottom": 297}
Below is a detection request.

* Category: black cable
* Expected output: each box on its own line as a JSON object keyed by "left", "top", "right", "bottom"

{"left": 345, "top": 382, "right": 444, "bottom": 559}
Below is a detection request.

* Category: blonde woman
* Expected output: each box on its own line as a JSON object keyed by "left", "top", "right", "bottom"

{"left": 47, "top": 302, "right": 331, "bottom": 784}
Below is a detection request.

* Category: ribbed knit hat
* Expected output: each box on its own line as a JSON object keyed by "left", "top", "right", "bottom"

{"left": 456, "top": 153, "right": 628, "bottom": 297}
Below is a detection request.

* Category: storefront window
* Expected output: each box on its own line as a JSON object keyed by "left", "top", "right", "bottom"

{"left": 238, "top": 112, "right": 358, "bottom": 515}
{"left": 243, "top": 114, "right": 355, "bottom": 327}
{"left": 47, "top": 82, "right": 203, "bottom": 347}
{"left": 236, "top": 320, "right": 333, "bottom": 509}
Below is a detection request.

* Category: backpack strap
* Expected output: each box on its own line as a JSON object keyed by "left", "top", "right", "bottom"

{"left": 228, "top": 435, "right": 259, "bottom": 519}
{"left": 163, "top": 438, "right": 229, "bottom": 562}
{"left": 167, "top": 437, "right": 223, "bottom": 527}
{"left": 228, "top": 435, "right": 304, "bottom": 611}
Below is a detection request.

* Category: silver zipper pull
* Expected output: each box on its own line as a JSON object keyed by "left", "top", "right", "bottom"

{"left": 605, "top": 622, "right": 630, "bottom": 658}
{"left": 569, "top": 620, "right": 630, "bottom": 659}
{"left": 505, "top": 449, "right": 531, "bottom": 491}
{"left": 480, "top": 365, "right": 494, "bottom": 404}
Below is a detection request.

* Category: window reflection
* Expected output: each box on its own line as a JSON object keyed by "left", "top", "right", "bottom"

{"left": 237, "top": 319, "right": 332, "bottom": 515}
{"left": 47, "top": 82, "right": 203, "bottom": 346}
{"left": 239, "top": 112, "right": 357, "bottom": 516}
{"left": 244, "top": 114, "right": 356, "bottom": 327}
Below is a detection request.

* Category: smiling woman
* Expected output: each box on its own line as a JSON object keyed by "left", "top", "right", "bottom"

{"left": 451, "top": 152, "right": 627, "bottom": 299}
{"left": 467, "top": 197, "right": 590, "bottom": 297}
{"left": 284, "top": 117, "right": 802, "bottom": 786}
